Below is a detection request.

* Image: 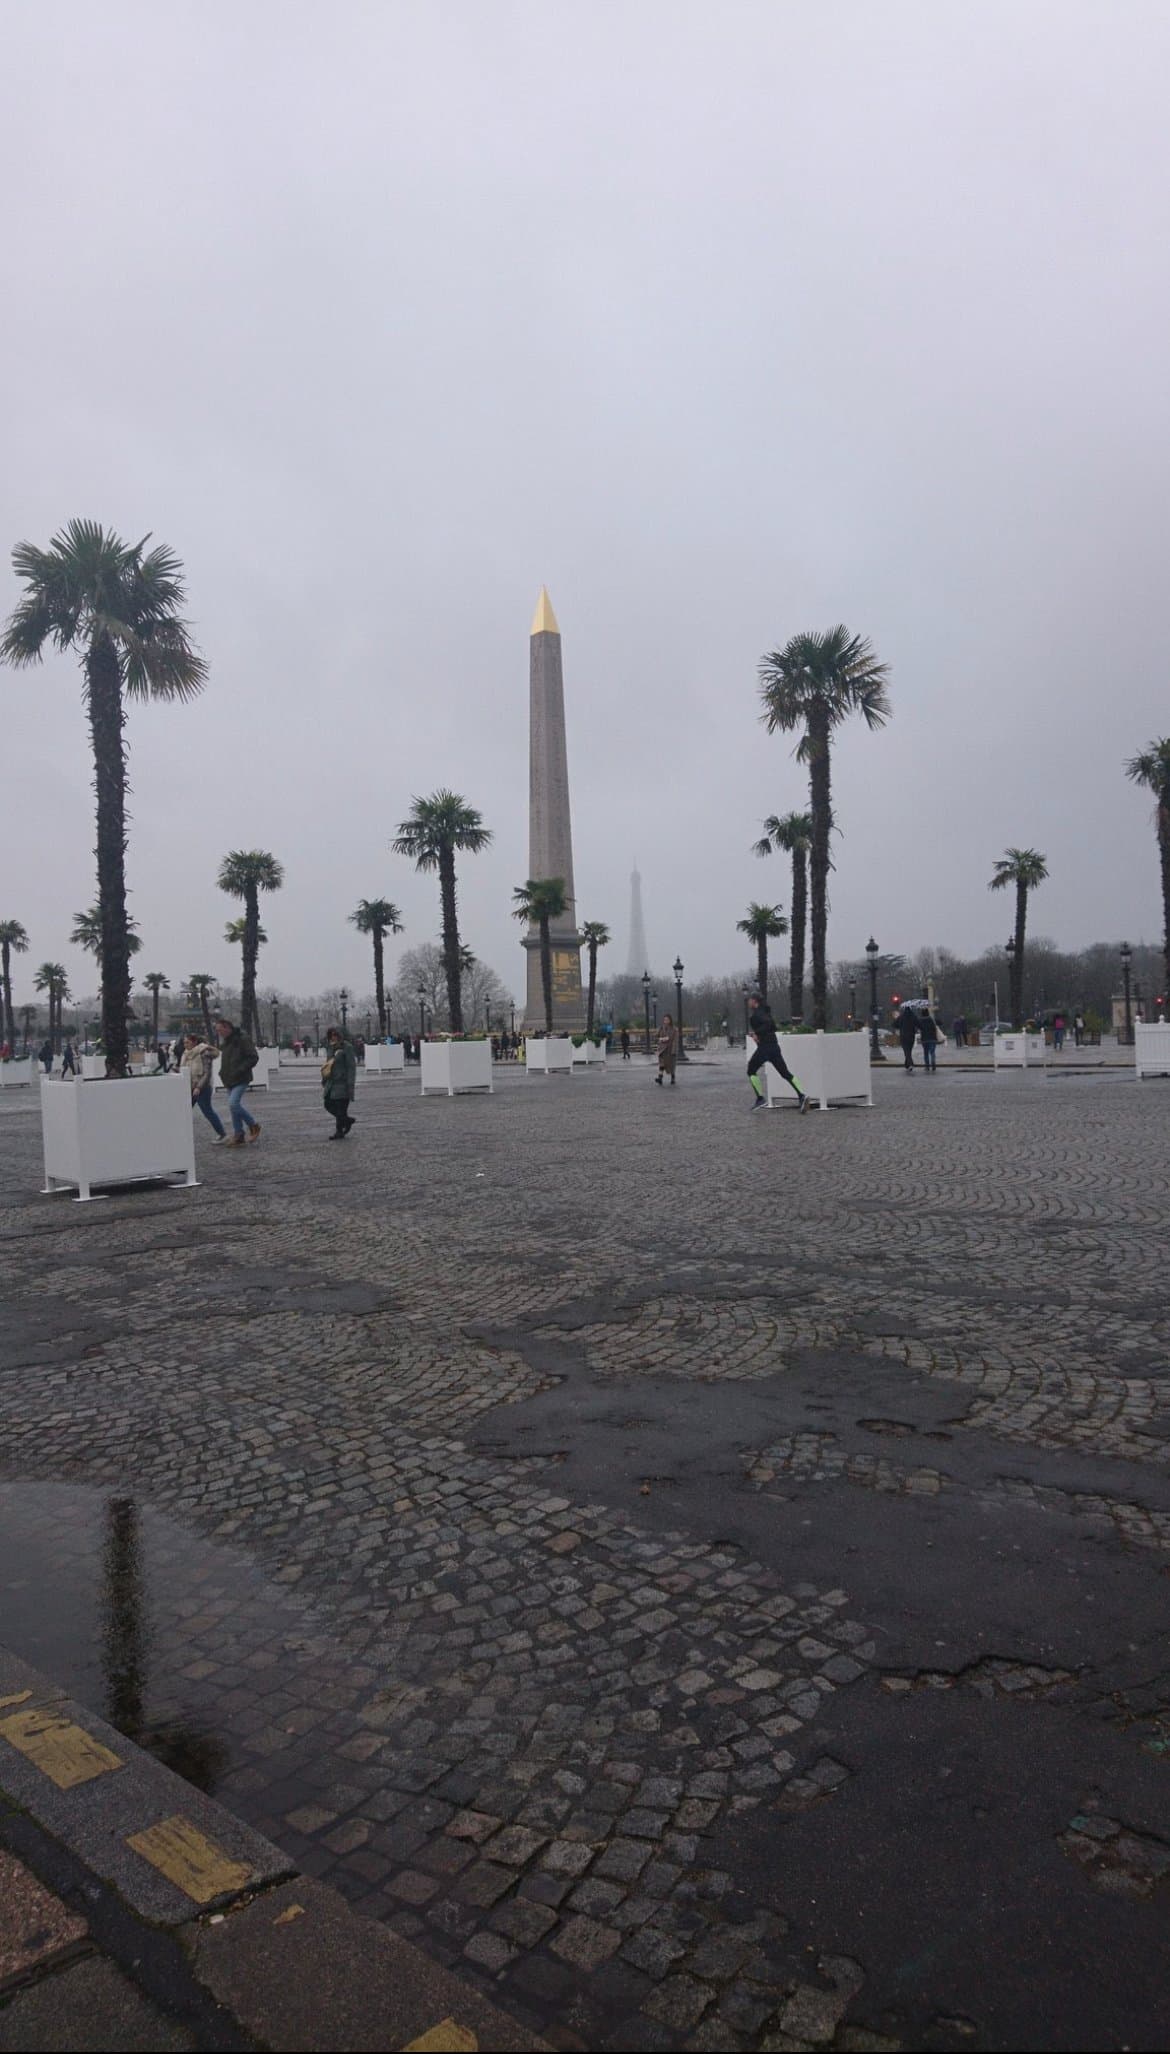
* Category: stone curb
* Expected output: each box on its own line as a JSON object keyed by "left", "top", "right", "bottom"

{"left": 0, "top": 1646, "right": 548, "bottom": 2052}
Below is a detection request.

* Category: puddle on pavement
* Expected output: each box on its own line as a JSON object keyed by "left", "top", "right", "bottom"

{"left": 0, "top": 1482, "right": 256, "bottom": 1793}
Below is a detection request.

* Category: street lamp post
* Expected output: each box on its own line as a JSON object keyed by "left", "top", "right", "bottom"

{"left": 865, "top": 938, "right": 884, "bottom": 1062}
{"left": 365, "top": 1010, "right": 372, "bottom": 1042}
{"left": 1120, "top": 941, "right": 1133, "bottom": 1046}
{"left": 418, "top": 988, "right": 427, "bottom": 1044}
{"left": 339, "top": 987, "right": 349, "bottom": 1032}
{"left": 270, "top": 998, "right": 279, "bottom": 1047}
{"left": 313, "top": 1009, "right": 320, "bottom": 1053}
{"left": 641, "top": 971, "right": 652, "bottom": 1054}
{"left": 741, "top": 982, "right": 751, "bottom": 1043}
{"left": 652, "top": 992, "right": 659, "bottom": 1032}
{"left": 509, "top": 1001, "right": 516, "bottom": 1040}
{"left": 1005, "top": 936, "right": 1017, "bottom": 1028}
{"left": 672, "top": 956, "right": 688, "bottom": 1063}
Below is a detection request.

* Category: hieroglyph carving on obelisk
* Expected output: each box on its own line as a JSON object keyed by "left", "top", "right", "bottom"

{"left": 523, "top": 588, "right": 586, "bottom": 1032}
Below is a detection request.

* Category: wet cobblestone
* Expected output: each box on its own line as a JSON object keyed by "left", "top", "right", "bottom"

{"left": 1, "top": 1063, "right": 1169, "bottom": 2049}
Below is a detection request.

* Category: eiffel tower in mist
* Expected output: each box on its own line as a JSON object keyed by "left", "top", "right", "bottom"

{"left": 626, "top": 862, "right": 648, "bottom": 976}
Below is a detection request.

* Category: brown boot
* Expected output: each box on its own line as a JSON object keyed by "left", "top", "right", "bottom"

{"left": 247, "top": 1122, "right": 262, "bottom": 1143}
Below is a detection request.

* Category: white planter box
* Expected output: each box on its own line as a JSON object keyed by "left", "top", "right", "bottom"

{"left": 994, "top": 1032, "right": 1046, "bottom": 1070}
{"left": 364, "top": 1044, "right": 406, "bottom": 1074}
{"left": 140, "top": 1053, "right": 160, "bottom": 1075}
{"left": 420, "top": 1040, "right": 493, "bottom": 1096}
{"left": 571, "top": 1041, "right": 606, "bottom": 1065}
{"left": 40, "top": 1074, "right": 198, "bottom": 1202}
{"left": 81, "top": 1054, "right": 107, "bottom": 1080}
{"left": 765, "top": 1028, "right": 873, "bottom": 1112}
{"left": 0, "top": 1058, "right": 38, "bottom": 1088}
{"left": 1135, "top": 1022, "right": 1170, "bottom": 1078}
{"left": 525, "top": 1037, "right": 575, "bottom": 1075}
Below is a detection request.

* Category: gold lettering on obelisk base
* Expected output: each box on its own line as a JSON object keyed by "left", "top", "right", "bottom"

{"left": 552, "top": 950, "right": 581, "bottom": 1000}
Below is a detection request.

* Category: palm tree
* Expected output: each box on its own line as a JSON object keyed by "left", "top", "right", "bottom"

{"left": 224, "top": 916, "right": 268, "bottom": 1013}
{"left": 350, "top": 899, "right": 404, "bottom": 1036}
{"left": 72, "top": 905, "right": 141, "bottom": 959}
{"left": 753, "top": 811, "right": 812, "bottom": 1020}
{"left": 581, "top": 920, "right": 610, "bottom": 1036}
{"left": 759, "top": 629, "right": 891, "bottom": 1027}
{"left": 736, "top": 904, "right": 788, "bottom": 1004}
{"left": 512, "top": 879, "right": 568, "bottom": 1034}
{"left": 1, "top": 521, "right": 207, "bottom": 1075}
{"left": 141, "top": 972, "right": 170, "bottom": 1045}
{"left": 33, "top": 962, "right": 70, "bottom": 1051}
{"left": 1126, "top": 738, "right": 1170, "bottom": 999}
{"left": 989, "top": 848, "right": 1049, "bottom": 1029}
{"left": 217, "top": 851, "right": 283, "bottom": 1042}
{"left": 0, "top": 920, "right": 29, "bottom": 1050}
{"left": 185, "top": 974, "right": 216, "bottom": 1040}
{"left": 392, "top": 792, "right": 492, "bottom": 1034}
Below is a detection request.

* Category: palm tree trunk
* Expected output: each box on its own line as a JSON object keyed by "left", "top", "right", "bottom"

{"left": 757, "top": 936, "right": 768, "bottom": 999}
{"left": 808, "top": 713, "right": 831, "bottom": 1029}
{"left": 790, "top": 850, "right": 807, "bottom": 1022}
{"left": 86, "top": 635, "right": 131, "bottom": 1076}
{"left": 1, "top": 944, "right": 13, "bottom": 1049}
{"left": 199, "top": 985, "right": 213, "bottom": 1039}
{"left": 373, "top": 929, "right": 387, "bottom": 1036}
{"left": 438, "top": 846, "right": 463, "bottom": 1032}
{"left": 540, "top": 915, "right": 554, "bottom": 1033}
{"left": 242, "top": 888, "right": 260, "bottom": 1042}
{"left": 1013, "top": 883, "right": 1027, "bottom": 1029}
{"left": 586, "top": 945, "right": 597, "bottom": 1035}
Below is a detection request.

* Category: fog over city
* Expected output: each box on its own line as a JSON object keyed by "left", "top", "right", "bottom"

{"left": 2, "top": 2, "right": 1167, "bottom": 1008}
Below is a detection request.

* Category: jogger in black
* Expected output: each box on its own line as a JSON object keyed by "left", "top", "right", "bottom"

{"left": 747, "top": 995, "right": 809, "bottom": 1112}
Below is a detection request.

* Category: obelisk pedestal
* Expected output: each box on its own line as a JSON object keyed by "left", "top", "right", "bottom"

{"left": 523, "top": 589, "right": 586, "bottom": 1033}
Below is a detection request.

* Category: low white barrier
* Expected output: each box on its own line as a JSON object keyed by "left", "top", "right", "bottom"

{"left": 525, "top": 1038, "right": 575, "bottom": 1076}
{"left": 0, "top": 1058, "right": 38, "bottom": 1088}
{"left": 364, "top": 1044, "right": 406, "bottom": 1075}
{"left": 1135, "top": 1022, "right": 1170, "bottom": 1079}
{"left": 993, "top": 1033, "right": 1047, "bottom": 1071}
{"left": 765, "top": 1028, "right": 873, "bottom": 1112}
{"left": 40, "top": 1073, "right": 198, "bottom": 1202}
{"left": 571, "top": 1041, "right": 607, "bottom": 1065}
{"left": 420, "top": 1041, "right": 493, "bottom": 1096}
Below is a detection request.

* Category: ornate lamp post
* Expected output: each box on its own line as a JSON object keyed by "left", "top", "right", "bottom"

{"left": 417, "top": 987, "right": 427, "bottom": 1044}
{"left": 741, "top": 982, "right": 751, "bottom": 1043}
{"left": 1120, "top": 941, "right": 1133, "bottom": 1046}
{"left": 849, "top": 975, "right": 856, "bottom": 1026}
{"left": 672, "top": 956, "right": 688, "bottom": 1063}
{"left": 641, "top": 970, "right": 652, "bottom": 1054}
{"left": 339, "top": 987, "right": 349, "bottom": 1032}
{"left": 270, "top": 998, "right": 279, "bottom": 1047}
{"left": 1005, "top": 935, "right": 1017, "bottom": 1028}
{"left": 866, "top": 938, "right": 884, "bottom": 1062}
{"left": 313, "top": 1009, "right": 320, "bottom": 1053}
{"left": 365, "top": 1010, "right": 372, "bottom": 1041}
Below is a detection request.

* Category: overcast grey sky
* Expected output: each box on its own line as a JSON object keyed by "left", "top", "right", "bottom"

{"left": 2, "top": 1, "right": 1167, "bottom": 1008}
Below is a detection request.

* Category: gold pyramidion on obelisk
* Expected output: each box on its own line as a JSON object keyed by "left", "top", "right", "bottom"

{"left": 523, "top": 589, "right": 585, "bottom": 1032}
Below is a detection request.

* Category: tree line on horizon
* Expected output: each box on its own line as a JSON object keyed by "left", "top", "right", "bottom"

{"left": 1, "top": 522, "right": 1167, "bottom": 1065}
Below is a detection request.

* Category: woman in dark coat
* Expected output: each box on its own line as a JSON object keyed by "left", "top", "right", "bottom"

{"left": 898, "top": 1005, "right": 918, "bottom": 1073}
{"left": 322, "top": 1028, "right": 357, "bottom": 1138}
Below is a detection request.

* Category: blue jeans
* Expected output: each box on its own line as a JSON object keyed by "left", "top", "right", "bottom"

{"left": 922, "top": 1039, "right": 937, "bottom": 1071}
{"left": 195, "top": 1082, "right": 226, "bottom": 1137}
{"left": 228, "top": 1082, "right": 257, "bottom": 1137}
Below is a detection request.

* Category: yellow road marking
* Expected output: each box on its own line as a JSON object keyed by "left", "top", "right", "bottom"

{"left": 126, "top": 1816, "right": 252, "bottom": 1905}
{"left": 0, "top": 1707, "right": 122, "bottom": 1788}
{"left": 0, "top": 1690, "right": 32, "bottom": 1709}
{"left": 403, "top": 2025, "right": 479, "bottom": 2052}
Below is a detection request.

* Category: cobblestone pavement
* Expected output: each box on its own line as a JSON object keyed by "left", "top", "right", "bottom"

{"left": 2, "top": 1060, "right": 1169, "bottom": 2051}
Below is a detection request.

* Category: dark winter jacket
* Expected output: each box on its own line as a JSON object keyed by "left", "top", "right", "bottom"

{"left": 322, "top": 1039, "right": 357, "bottom": 1103}
{"left": 217, "top": 1027, "right": 258, "bottom": 1088}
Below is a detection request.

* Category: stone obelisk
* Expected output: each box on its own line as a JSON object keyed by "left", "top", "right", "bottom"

{"left": 523, "top": 589, "right": 585, "bottom": 1032}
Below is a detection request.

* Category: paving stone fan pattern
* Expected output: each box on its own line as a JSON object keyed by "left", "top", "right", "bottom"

{"left": 2, "top": 1064, "right": 1169, "bottom": 2051}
